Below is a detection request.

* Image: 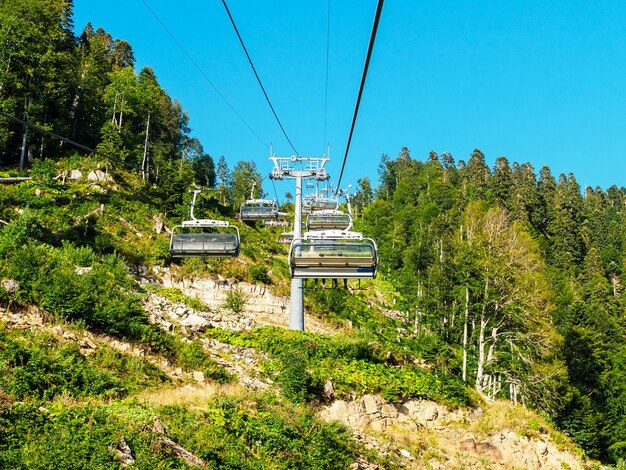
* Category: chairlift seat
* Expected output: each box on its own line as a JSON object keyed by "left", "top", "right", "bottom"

{"left": 278, "top": 231, "right": 294, "bottom": 244}
{"left": 170, "top": 232, "right": 240, "bottom": 258}
{"left": 240, "top": 199, "right": 279, "bottom": 221}
{"left": 170, "top": 189, "right": 241, "bottom": 259}
{"left": 306, "top": 212, "right": 352, "bottom": 231}
{"left": 289, "top": 238, "right": 378, "bottom": 279}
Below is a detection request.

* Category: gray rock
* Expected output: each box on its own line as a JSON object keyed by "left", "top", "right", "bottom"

{"left": 87, "top": 169, "right": 113, "bottom": 182}
{"left": 1, "top": 279, "right": 19, "bottom": 296}
{"left": 69, "top": 169, "right": 83, "bottom": 180}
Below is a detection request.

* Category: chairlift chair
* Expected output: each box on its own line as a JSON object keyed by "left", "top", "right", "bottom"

{"left": 306, "top": 210, "right": 352, "bottom": 231}
{"left": 278, "top": 230, "right": 294, "bottom": 245}
{"left": 239, "top": 181, "right": 281, "bottom": 221}
{"left": 288, "top": 230, "right": 378, "bottom": 279}
{"left": 302, "top": 195, "right": 338, "bottom": 216}
{"left": 239, "top": 199, "right": 279, "bottom": 221}
{"left": 170, "top": 190, "right": 241, "bottom": 258}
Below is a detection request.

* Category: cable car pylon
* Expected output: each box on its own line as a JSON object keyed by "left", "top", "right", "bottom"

{"left": 269, "top": 154, "right": 330, "bottom": 331}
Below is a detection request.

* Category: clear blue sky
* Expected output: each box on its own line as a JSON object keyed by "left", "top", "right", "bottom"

{"left": 73, "top": 1, "right": 626, "bottom": 193}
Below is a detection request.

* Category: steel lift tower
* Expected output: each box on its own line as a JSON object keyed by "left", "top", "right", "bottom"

{"left": 269, "top": 155, "right": 330, "bottom": 330}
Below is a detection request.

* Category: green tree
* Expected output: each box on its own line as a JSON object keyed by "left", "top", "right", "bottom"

{"left": 230, "top": 160, "right": 262, "bottom": 208}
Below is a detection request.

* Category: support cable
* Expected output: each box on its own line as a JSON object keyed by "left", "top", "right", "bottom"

{"left": 140, "top": 0, "right": 267, "bottom": 148}
{"left": 220, "top": 0, "right": 299, "bottom": 156}
{"left": 335, "top": 0, "right": 384, "bottom": 193}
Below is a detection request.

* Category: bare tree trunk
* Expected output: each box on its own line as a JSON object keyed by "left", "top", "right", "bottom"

{"left": 142, "top": 114, "right": 150, "bottom": 182}
{"left": 415, "top": 279, "right": 423, "bottom": 336}
{"left": 451, "top": 299, "right": 457, "bottom": 329}
{"left": 39, "top": 107, "right": 48, "bottom": 159}
{"left": 19, "top": 95, "right": 29, "bottom": 171}
{"left": 612, "top": 275, "right": 620, "bottom": 297}
{"left": 510, "top": 382, "right": 517, "bottom": 405}
{"left": 27, "top": 142, "right": 34, "bottom": 164}
{"left": 112, "top": 92, "right": 117, "bottom": 124}
{"left": 19, "top": 124, "right": 28, "bottom": 171}
{"left": 462, "top": 286, "right": 469, "bottom": 382}
{"left": 70, "top": 59, "right": 88, "bottom": 139}
{"left": 475, "top": 278, "right": 489, "bottom": 392}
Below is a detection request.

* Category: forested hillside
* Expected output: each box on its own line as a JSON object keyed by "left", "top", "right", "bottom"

{"left": 356, "top": 147, "right": 626, "bottom": 461}
{"left": 0, "top": 0, "right": 624, "bottom": 468}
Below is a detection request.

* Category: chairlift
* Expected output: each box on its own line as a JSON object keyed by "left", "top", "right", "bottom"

{"left": 170, "top": 190, "right": 240, "bottom": 258}
{"left": 288, "top": 230, "right": 378, "bottom": 279}
{"left": 278, "top": 230, "right": 294, "bottom": 244}
{"left": 239, "top": 199, "right": 280, "bottom": 221}
{"left": 239, "top": 182, "right": 281, "bottom": 221}
{"left": 306, "top": 210, "right": 352, "bottom": 231}
{"left": 302, "top": 195, "right": 338, "bottom": 216}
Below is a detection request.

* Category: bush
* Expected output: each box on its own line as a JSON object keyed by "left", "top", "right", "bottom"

{"left": 0, "top": 330, "right": 123, "bottom": 400}
{"left": 277, "top": 350, "right": 315, "bottom": 404}
{"left": 207, "top": 327, "right": 473, "bottom": 406}
{"left": 250, "top": 265, "right": 271, "bottom": 284}
{"left": 30, "top": 158, "right": 56, "bottom": 186}
{"left": 175, "top": 339, "right": 233, "bottom": 383}
{"left": 0, "top": 395, "right": 362, "bottom": 469}
{"left": 222, "top": 286, "right": 248, "bottom": 314}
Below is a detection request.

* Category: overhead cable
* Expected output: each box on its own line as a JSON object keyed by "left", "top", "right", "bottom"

{"left": 220, "top": 0, "right": 299, "bottom": 156}
{"left": 335, "top": 0, "right": 384, "bottom": 193}
{"left": 140, "top": 0, "right": 267, "bottom": 148}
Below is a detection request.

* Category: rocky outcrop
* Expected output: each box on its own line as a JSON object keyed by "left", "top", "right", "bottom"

{"left": 87, "top": 169, "right": 113, "bottom": 182}
{"left": 142, "top": 293, "right": 271, "bottom": 390}
{"left": 143, "top": 293, "right": 257, "bottom": 333}
{"left": 320, "top": 395, "right": 464, "bottom": 433}
{"left": 137, "top": 267, "right": 342, "bottom": 335}
{"left": 320, "top": 395, "right": 586, "bottom": 469}
{"left": 157, "top": 273, "right": 288, "bottom": 316}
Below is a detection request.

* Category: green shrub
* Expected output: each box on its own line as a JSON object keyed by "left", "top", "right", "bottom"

{"left": 0, "top": 211, "right": 47, "bottom": 256}
{"left": 61, "top": 240, "right": 95, "bottom": 267}
{"left": 250, "top": 265, "right": 272, "bottom": 284}
{"left": 0, "top": 330, "right": 122, "bottom": 400}
{"left": 277, "top": 350, "right": 315, "bottom": 404}
{"left": 175, "top": 339, "right": 233, "bottom": 383}
{"left": 610, "top": 442, "right": 626, "bottom": 464}
{"left": 0, "top": 395, "right": 362, "bottom": 469}
{"left": 207, "top": 327, "right": 472, "bottom": 406}
{"left": 222, "top": 286, "right": 248, "bottom": 314}
{"left": 30, "top": 158, "right": 56, "bottom": 186}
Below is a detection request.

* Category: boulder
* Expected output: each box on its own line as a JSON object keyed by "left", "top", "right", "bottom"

{"left": 69, "top": 169, "right": 83, "bottom": 180}
{"left": 87, "top": 170, "right": 113, "bottom": 182}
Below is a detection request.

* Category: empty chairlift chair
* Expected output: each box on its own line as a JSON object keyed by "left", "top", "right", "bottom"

{"left": 278, "top": 230, "right": 294, "bottom": 245}
{"left": 239, "top": 199, "right": 279, "bottom": 221}
{"left": 306, "top": 210, "right": 352, "bottom": 231}
{"left": 170, "top": 190, "right": 240, "bottom": 258}
{"left": 302, "top": 195, "right": 338, "bottom": 216}
{"left": 288, "top": 230, "right": 378, "bottom": 279}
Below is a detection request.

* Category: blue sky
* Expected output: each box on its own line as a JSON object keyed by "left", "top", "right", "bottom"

{"left": 73, "top": 1, "right": 626, "bottom": 194}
